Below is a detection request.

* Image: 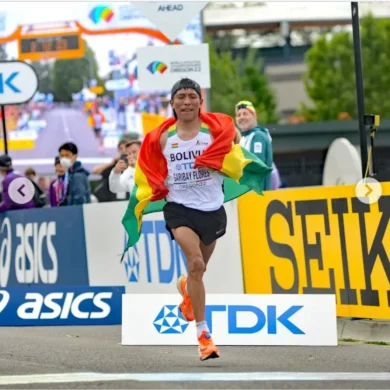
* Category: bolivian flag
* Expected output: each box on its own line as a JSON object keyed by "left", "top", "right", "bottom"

{"left": 121, "top": 112, "right": 272, "bottom": 253}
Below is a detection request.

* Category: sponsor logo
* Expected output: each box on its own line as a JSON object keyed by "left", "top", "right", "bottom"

{"left": 153, "top": 305, "right": 189, "bottom": 334}
{"left": 153, "top": 304, "right": 305, "bottom": 335}
{"left": 123, "top": 220, "right": 188, "bottom": 284}
{"left": 0, "top": 209, "right": 89, "bottom": 288}
{"left": 0, "top": 286, "right": 124, "bottom": 326}
{"left": 170, "top": 60, "right": 201, "bottom": 73}
{"left": 89, "top": 5, "right": 114, "bottom": 24}
{"left": 0, "top": 208, "right": 89, "bottom": 288}
{"left": 147, "top": 61, "right": 168, "bottom": 75}
{"left": 118, "top": 4, "right": 145, "bottom": 21}
{"left": 0, "top": 218, "right": 58, "bottom": 287}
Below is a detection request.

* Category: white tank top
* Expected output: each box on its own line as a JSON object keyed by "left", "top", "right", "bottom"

{"left": 163, "top": 124, "right": 224, "bottom": 211}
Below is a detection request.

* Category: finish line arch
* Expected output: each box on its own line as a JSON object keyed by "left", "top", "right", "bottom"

{"left": 0, "top": 23, "right": 181, "bottom": 46}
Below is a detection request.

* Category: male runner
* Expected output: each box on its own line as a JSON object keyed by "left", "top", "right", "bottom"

{"left": 122, "top": 78, "right": 272, "bottom": 361}
{"left": 88, "top": 104, "right": 106, "bottom": 153}
{"left": 161, "top": 79, "right": 225, "bottom": 361}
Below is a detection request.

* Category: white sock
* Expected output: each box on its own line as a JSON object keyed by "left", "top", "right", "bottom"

{"left": 196, "top": 321, "right": 210, "bottom": 338}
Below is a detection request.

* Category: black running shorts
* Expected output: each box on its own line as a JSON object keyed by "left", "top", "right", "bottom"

{"left": 163, "top": 202, "right": 227, "bottom": 246}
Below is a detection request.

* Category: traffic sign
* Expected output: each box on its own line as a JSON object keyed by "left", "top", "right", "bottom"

{"left": 133, "top": 2, "right": 208, "bottom": 42}
{"left": 0, "top": 61, "right": 39, "bottom": 105}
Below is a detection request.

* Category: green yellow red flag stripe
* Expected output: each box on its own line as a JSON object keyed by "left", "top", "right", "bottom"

{"left": 121, "top": 112, "right": 272, "bottom": 256}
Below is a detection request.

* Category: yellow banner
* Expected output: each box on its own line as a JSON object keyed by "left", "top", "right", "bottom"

{"left": 141, "top": 113, "right": 166, "bottom": 137}
{"left": 238, "top": 183, "right": 390, "bottom": 319}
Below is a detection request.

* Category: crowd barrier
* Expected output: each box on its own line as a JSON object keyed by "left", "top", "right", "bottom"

{"left": 0, "top": 182, "right": 388, "bottom": 328}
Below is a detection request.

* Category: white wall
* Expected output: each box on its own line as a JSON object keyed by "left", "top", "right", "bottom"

{"left": 83, "top": 200, "right": 244, "bottom": 294}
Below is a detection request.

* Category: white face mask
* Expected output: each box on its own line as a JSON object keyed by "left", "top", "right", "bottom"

{"left": 60, "top": 157, "right": 73, "bottom": 169}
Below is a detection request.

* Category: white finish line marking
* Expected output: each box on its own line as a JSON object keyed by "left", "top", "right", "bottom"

{"left": 1, "top": 372, "right": 390, "bottom": 385}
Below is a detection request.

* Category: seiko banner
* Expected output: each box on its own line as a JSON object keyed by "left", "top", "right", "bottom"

{"left": 238, "top": 182, "right": 390, "bottom": 320}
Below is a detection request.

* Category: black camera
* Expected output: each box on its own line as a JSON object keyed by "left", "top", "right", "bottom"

{"left": 120, "top": 154, "right": 128, "bottom": 162}
{"left": 364, "top": 114, "right": 380, "bottom": 127}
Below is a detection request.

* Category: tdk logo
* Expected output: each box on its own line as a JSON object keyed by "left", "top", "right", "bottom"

{"left": 123, "top": 220, "right": 187, "bottom": 284}
{"left": 153, "top": 304, "right": 305, "bottom": 335}
{"left": 17, "top": 292, "right": 113, "bottom": 320}
{"left": 124, "top": 245, "right": 140, "bottom": 282}
{"left": 153, "top": 305, "right": 189, "bottom": 334}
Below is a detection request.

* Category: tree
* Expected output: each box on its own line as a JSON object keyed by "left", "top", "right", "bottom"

{"left": 30, "top": 61, "right": 53, "bottom": 94}
{"left": 241, "top": 48, "right": 279, "bottom": 123}
{"left": 208, "top": 37, "right": 244, "bottom": 117}
{"left": 300, "top": 14, "right": 390, "bottom": 121}
{"left": 208, "top": 36, "right": 278, "bottom": 123}
{"left": 52, "top": 40, "right": 101, "bottom": 102}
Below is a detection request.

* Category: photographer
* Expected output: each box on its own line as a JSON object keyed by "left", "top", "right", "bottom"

{"left": 109, "top": 140, "right": 141, "bottom": 194}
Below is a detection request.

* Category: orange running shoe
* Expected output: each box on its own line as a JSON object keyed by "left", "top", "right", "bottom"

{"left": 198, "top": 331, "right": 219, "bottom": 361}
{"left": 176, "top": 275, "right": 194, "bottom": 322}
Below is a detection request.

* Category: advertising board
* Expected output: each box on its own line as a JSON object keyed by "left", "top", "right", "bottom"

{"left": 137, "top": 44, "right": 211, "bottom": 90}
{"left": 83, "top": 200, "right": 244, "bottom": 294}
{"left": 0, "top": 286, "right": 124, "bottom": 326}
{"left": 0, "top": 207, "right": 89, "bottom": 288}
{"left": 238, "top": 183, "right": 390, "bottom": 319}
{"left": 122, "top": 293, "right": 337, "bottom": 346}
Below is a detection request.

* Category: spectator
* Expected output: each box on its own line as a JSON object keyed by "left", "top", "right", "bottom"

{"left": 49, "top": 156, "right": 68, "bottom": 207}
{"left": 109, "top": 140, "right": 141, "bottom": 194}
{"left": 0, "top": 154, "right": 36, "bottom": 212}
{"left": 235, "top": 100, "right": 274, "bottom": 191}
{"left": 38, "top": 176, "right": 50, "bottom": 197}
{"left": 92, "top": 137, "right": 131, "bottom": 202}
{"left": 24, "top": 167, "right": 37, "bottom": 182}
{"left": 58, "top": 142, "right": 91, "bottom": 206}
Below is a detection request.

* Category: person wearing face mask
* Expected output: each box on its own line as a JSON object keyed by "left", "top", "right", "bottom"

{"left": 109, "top": 140, "right": 141, "bottom": 194}
{"left": 49, "top": 156, "right": 68, "bottom": 207}
{"left": 0, "top": 154, "right": 36, "bottom": 212}
{"left": 57, "top": 142, "right": 91, "bottom": 206}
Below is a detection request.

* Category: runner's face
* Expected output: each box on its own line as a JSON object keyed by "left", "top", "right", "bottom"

{"left": 236, "top": 109, "right": 256, "bottom": 132}
{"left": 171, "top": 88, "right": 202, "bottom": 122}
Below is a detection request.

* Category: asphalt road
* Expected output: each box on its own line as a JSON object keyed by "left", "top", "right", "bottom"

{"left": 10, "top": 108, "right": 113, "bottom": 176}
{"left": 0, "top": 326, "right": 389, "bottom": 389}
